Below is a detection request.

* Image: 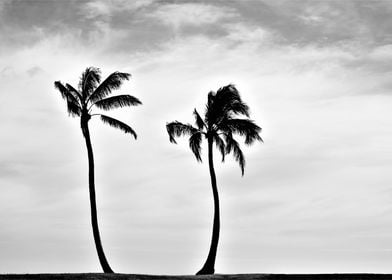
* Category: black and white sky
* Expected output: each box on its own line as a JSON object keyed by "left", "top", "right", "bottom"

{"left": 1, "top": 0, "right": 392, "bottom": 274}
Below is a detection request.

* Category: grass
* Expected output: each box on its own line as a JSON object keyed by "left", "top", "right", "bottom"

{"left": 0, "top": 274, "right": 392, "bottom": 280}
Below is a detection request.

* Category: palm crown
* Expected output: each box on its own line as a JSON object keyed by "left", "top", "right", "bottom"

{"left": 54, "top": 67, "right": 141, "bottom": 137}
{"left": 167, "top": 84, "right": 262, "bottom": 175}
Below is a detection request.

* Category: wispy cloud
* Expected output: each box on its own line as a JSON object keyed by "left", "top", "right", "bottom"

{"left": 26, "top": 66, "right": 44, "bottom": 77}
{"left": 149, "top": 3, "right": 237, "bottom": 30}
{"left": 82, "top": 0, "right": 155, "bottom": 19}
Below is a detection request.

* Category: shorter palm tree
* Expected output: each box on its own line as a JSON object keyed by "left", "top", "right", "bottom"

{"left": 54, "top": 67, "right": 141, "bottom": 273}
{"left": 166, "top": 84, "right": 262, "bottom": 275}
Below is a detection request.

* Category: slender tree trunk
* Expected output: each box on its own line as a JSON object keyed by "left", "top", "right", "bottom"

{"left": 81, "top": 119, "right": 114, "bottom": 273}
{"left": 196, "top": 137, "right": 220, "bottom": 275}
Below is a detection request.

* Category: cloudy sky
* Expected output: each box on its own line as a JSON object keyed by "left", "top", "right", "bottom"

{"left": 1, "top": 0, "right": 392, "bottom": 275}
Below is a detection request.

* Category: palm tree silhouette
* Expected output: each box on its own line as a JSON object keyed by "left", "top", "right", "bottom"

{"left": 166, "top": 84, "right": 262, "bottom": 275}
{"left": 54, "top": 67, "right": 141, "bottom": 273}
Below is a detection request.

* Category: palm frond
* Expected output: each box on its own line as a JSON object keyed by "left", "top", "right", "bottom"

{"left": 225, "top": 135, "right": 245, "bottom": 175}
{"left": 193, "top": 109, "right": 205, "bottom": 130}
{"left": 89, "top": 72, "right": 131, "bottom": 104}
{"left": 54, "top": 81, "right": 82, "bottom": 117}
{"left": 215, "top": 84, "right": 241, "bottom": 105}
{"left": 166, "top": 121, "right": 198, "bottom": 144}
{"left": 100, "top": 114, "right": 137, "bottom": 139}
{"left": 218, "top": 85, "right": 249, "bottom": 118}
{"left": 224, "top": 132, "right": 233, "bottom": 153}
{"left": 93, "top": 95, "right": 142, "bottom": 110}
{"left": 226, "top": 100, "right": 250, "bottom": 118}
{"left": 79, "top": 67, "right": 101, "bottom": 99}
{"left": 66, "top": 100, "right": 82, "bottom": 117}
{"left": 205, "top": 85, "right": 250, "bottom": 128}
{"left": 66, "top": 83, "right": 82, "bottom": 103}
{"left": 189, "top": 132, "right": 203, "bottom": 162}
{"left": 221, "top": 118, "right": 262, "bottom": 145}
{"left": 54, "top": 81, "right": 79, "bottom": 103}
{"left": 211, "top": 132, "right": 226, "bottom": 162}
{"left": 204, "top": 91, "right": 215, "bottom": 127}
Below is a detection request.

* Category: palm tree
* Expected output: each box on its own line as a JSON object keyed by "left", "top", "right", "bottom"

{"left": 54, "top": 67, "right": 141, "bottom": 273}
{"left": 166, "top": 84, "right": 262, "bottom": 275}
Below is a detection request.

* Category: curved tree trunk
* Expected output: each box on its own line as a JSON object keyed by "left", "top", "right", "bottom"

{"left": 81, "top": 119, "right": 114, "bottom": 273}
{"left": 196, "top": 137, "right": 220, "bottom": 275}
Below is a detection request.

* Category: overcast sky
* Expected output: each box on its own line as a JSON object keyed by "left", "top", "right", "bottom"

{"left": 1, "top": 0, "right": 392, "bottom": 275}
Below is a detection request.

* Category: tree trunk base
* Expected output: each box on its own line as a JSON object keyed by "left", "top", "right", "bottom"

{"left": 196, "top": 266, "right": 215, "bottom": 275}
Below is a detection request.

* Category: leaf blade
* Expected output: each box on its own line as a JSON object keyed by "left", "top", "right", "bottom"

{"left": 54, "top": 81, "right": 82, "bottom": 117}
{"left": 100, "top": 114, "right": 137, "bottom": 139}
{"left": 166, "top": 121, "right": 198, "bottom": 144}
{"left": 94, "top": 95, "right": 142, "bottom": 110}
{"left": 89, "top": 72, "right": 130, "bottom": 104}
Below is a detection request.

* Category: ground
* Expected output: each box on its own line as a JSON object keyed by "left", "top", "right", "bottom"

{"left": 0, "top": 274, "right": 392, "bottom": 280}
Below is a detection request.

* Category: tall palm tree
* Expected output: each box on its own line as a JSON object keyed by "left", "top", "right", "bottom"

{"left": 54, "top": 67, "right": 141, "bottom": 273}
{"left": 166, "top": 84, "right": 262, "bottom": 275}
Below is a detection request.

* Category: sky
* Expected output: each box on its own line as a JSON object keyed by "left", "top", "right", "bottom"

{"left": 0, "top": 0, "right": 392, "bottom": 275}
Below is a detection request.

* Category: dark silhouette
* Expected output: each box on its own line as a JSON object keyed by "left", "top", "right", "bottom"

{"left": 54, "top": 67, "right": 141, "bottom": 273}
{"left": 166, "top": 84, "right": 262, "bottom": 275}
{"left": 4, "top": 274, "right": 392, "bottom": 280}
